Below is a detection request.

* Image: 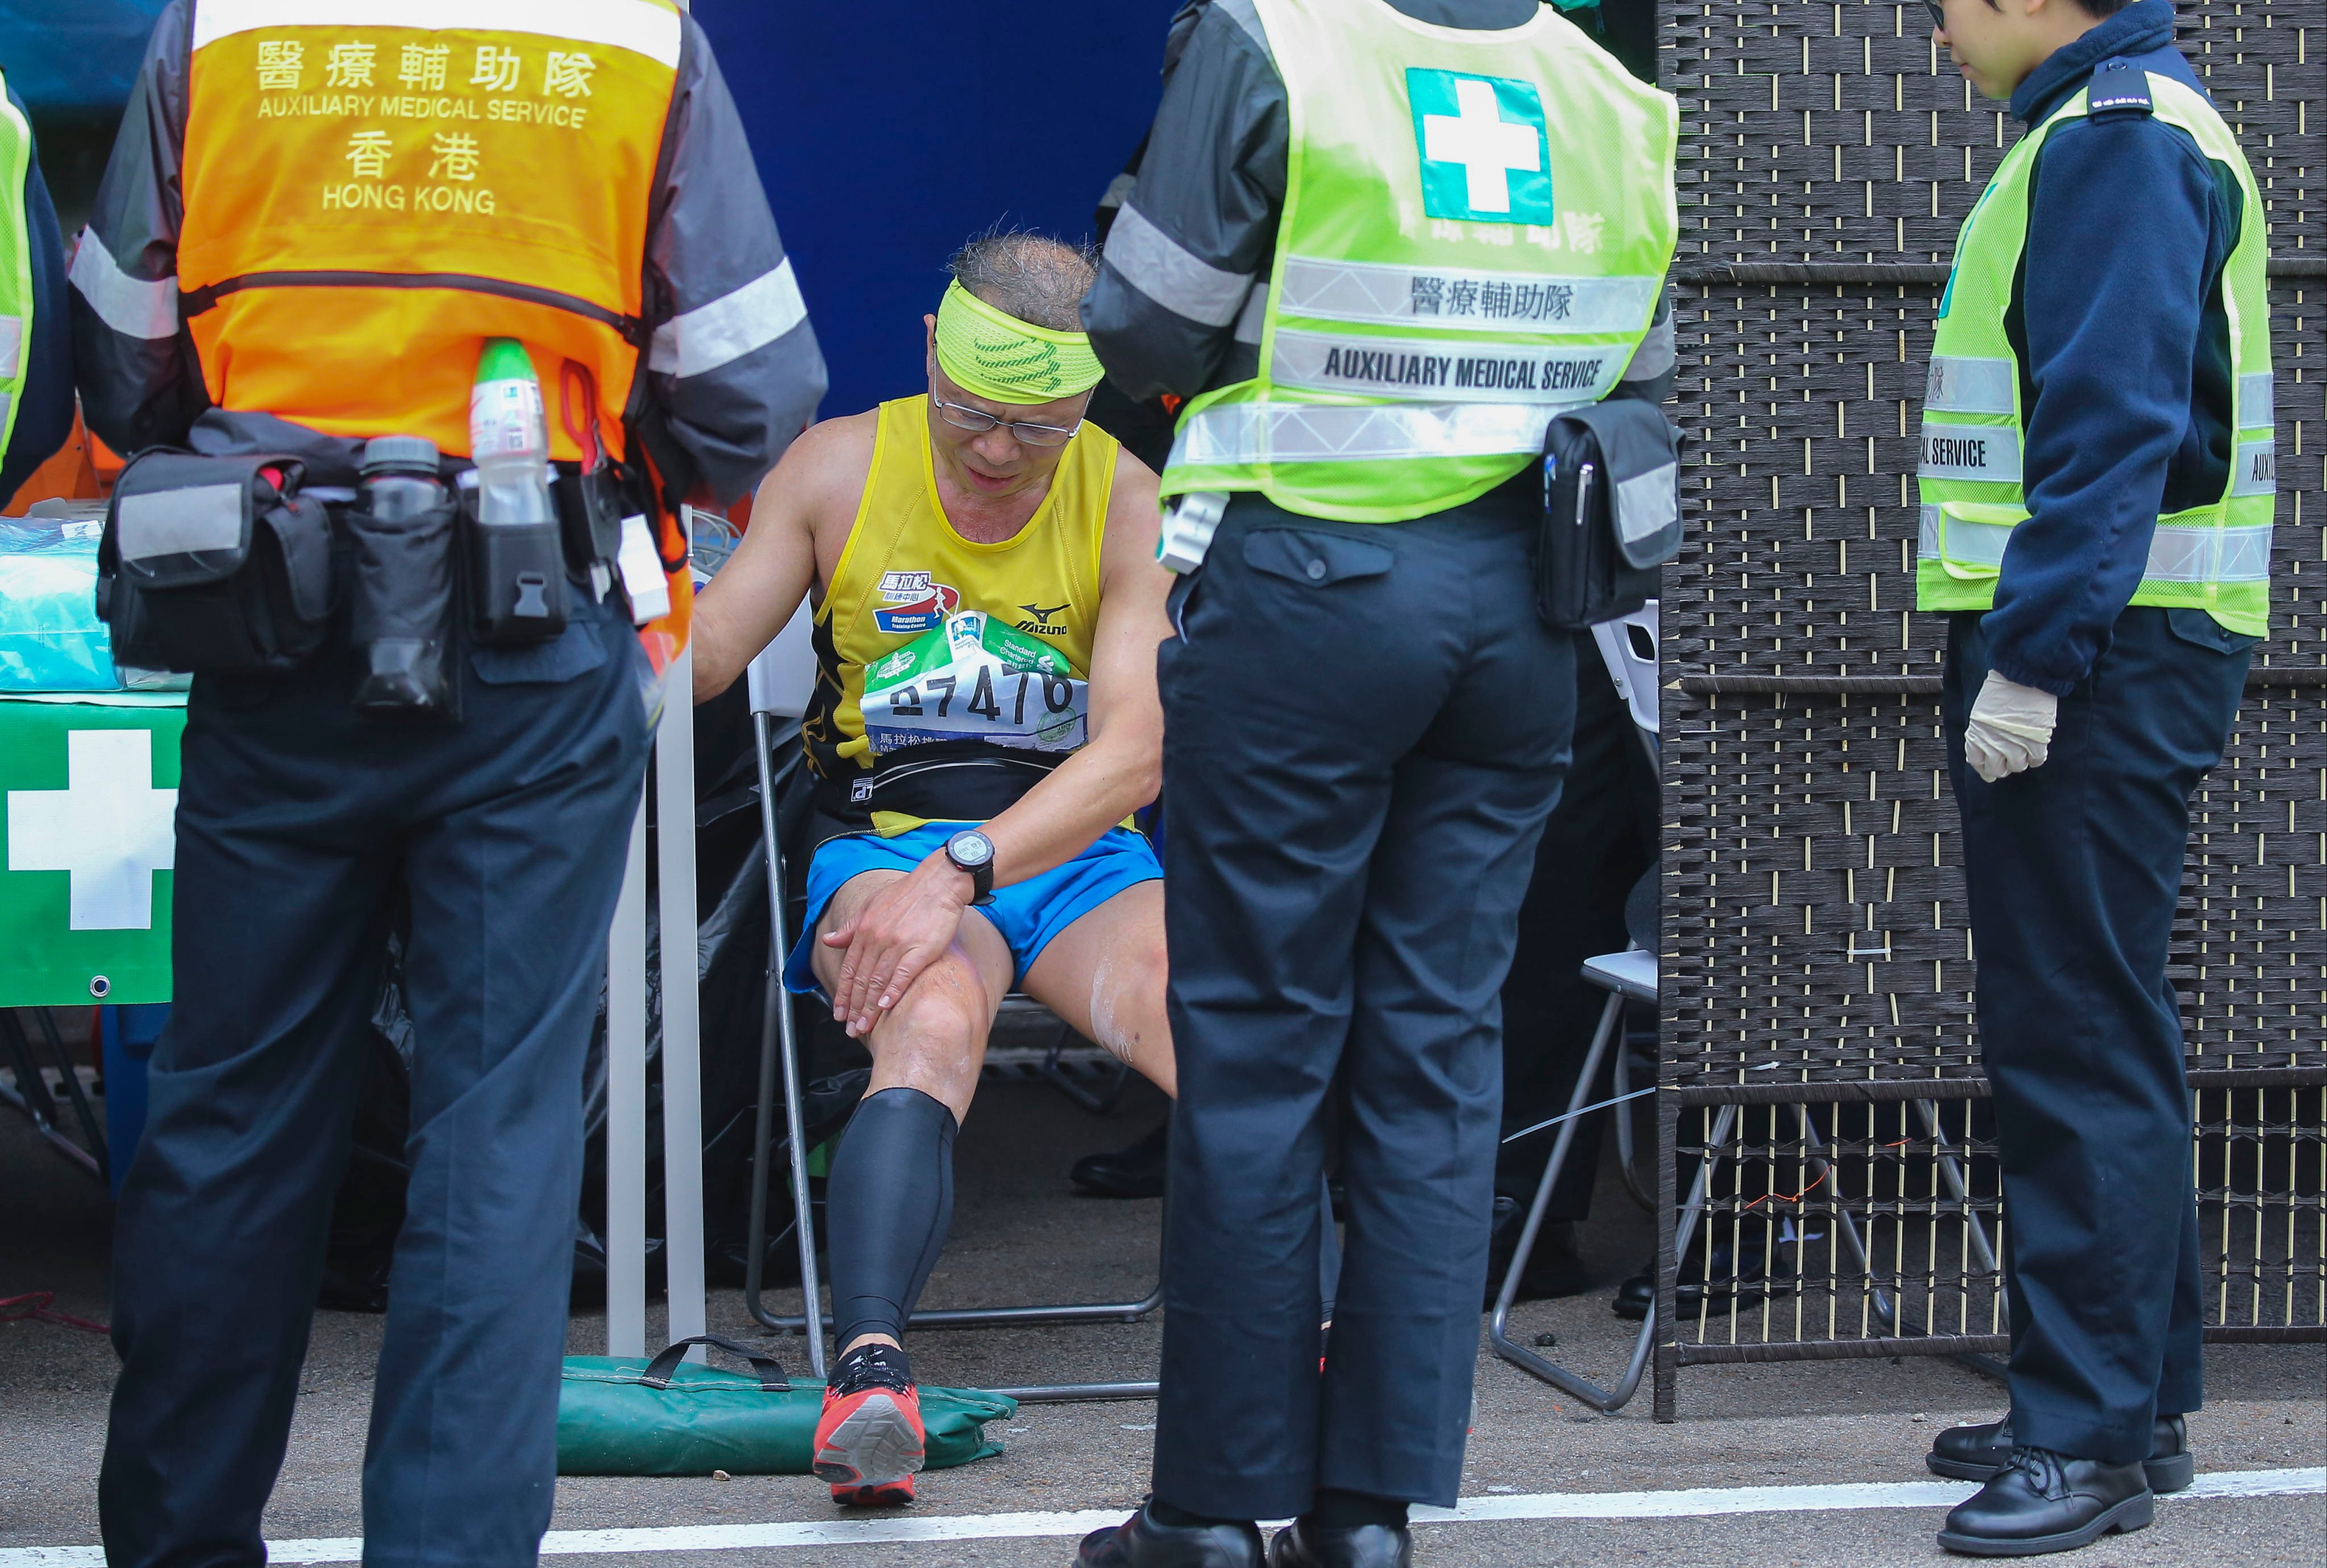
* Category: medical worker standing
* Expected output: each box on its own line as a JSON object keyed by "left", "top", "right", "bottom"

{"left": 69, "top": 3, "right": 823, "bottom": 1563}
{"left": 1080, "top": 3, "right": 1677, "bottom": 1564}
{"left": 1912, "top": 0, "right": 2274, "bottom": 1556}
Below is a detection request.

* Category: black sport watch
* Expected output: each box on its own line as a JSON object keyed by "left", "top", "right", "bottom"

{"left": 944, "top": 828, "right": 997, "bottom": 905}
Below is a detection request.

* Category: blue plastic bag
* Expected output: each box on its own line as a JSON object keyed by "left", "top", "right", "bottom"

{"left": 0, "top": 518, "right": 117, "bottom": 693}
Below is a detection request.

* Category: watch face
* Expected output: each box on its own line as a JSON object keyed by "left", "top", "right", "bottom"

{"left": 950, "top": 831, "right": 994, "bottom": 868}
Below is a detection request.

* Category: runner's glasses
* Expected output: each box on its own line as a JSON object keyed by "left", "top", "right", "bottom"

{"left": 931, "top": 395, "right": 1084, "bottom": 448}
{"left": 1924, "top": 0, "right": 1945, "bottom": 28}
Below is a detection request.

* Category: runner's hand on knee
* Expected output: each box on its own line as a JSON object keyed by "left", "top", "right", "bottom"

{"left": 824, "top": 853, "right": 977, "bottom": 1037}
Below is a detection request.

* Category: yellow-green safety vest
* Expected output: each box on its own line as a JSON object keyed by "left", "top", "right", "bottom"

{"left": 1160, "top": 0, "right": 1678, "bottom": 524}
{"left": 1915, "top": 68, "right": 2274, "bottom": 636}
{"left": 0, "top": 69, "right": 35, "bottom": 461}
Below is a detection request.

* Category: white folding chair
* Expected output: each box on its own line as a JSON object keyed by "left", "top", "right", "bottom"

{"left": 736, "top": 615, "right": 1163, "bottom": 1400}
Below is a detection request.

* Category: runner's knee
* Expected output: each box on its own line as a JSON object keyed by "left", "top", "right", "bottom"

{"left": 868, "top": 961, "right": 991, "bottom": 1108}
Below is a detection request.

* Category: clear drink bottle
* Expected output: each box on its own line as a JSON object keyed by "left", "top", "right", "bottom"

{"left": 466, "top": 339, "right": 567, "bottom": 644}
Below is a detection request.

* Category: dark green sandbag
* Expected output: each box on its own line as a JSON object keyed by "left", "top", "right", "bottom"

{"left": 556, "top": 1336, "right": 1016, "bottom": 1477}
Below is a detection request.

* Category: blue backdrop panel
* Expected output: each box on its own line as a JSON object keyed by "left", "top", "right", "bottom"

{"left": 0, "top": 1, "right": 168, "bottom": 112}
{"left": 693, "top": 1, "right": 1176, "bottom": 423}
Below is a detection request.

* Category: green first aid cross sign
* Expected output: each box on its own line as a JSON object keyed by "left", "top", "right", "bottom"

{"left": 1406, "top": 68, "right": 1554, "bottom": 226}
{"left": 0, "top": 697, "right": 182, "bottom": 1007}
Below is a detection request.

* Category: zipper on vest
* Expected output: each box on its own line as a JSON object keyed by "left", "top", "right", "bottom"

{"left": 179, "top": 270, "right": 646, "bottom": 347}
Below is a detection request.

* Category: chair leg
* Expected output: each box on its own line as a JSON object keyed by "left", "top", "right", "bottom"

{"left": 1039, "top": 1023, "right": 1136, "bottom": 1116}
{"left": 1492, "top": 1035, "right": 1739, "bottom": 1416}
{"left": 36, "top": 1008, "right": 108, "bottom": 1187}
{"left": 0, "top": 1009, "right": 99, "bottom": 1181}
{"left": 1612, "top": 1042, "right": 1656, "bottom": 1213}
{"left": 742, "top": 711, "right": 829, "bottom": 1382}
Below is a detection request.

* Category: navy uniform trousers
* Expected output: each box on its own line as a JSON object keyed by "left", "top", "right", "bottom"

{"left": 100, "top": 595, "right": 650, "bottom": 1568}
{"left": 1943, "top": 606, "right": 2252, "bottom": 1465}
{"left": 1153, "top": 486, "right": 1574, "bottom": 1518}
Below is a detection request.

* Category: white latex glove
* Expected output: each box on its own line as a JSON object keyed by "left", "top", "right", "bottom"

{"left": 1963, "top": 670, "right": 2059, "bottom": 783}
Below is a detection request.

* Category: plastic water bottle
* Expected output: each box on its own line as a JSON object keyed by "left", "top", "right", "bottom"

{"left": 469, "top": 337, "right": 555, "bottom": 526}
{"left": 465, "top": 338, "right": 568, "bottom": 644}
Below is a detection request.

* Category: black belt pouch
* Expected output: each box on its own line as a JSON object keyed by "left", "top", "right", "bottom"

{"left": 347, "top": 489, "right": 460, "bottom": 719}
{"left": 97, "top": 450, "right": 334, "bottom": 674}
{"left": 1535, "top": 401, "right": 1684, "bottom": 630}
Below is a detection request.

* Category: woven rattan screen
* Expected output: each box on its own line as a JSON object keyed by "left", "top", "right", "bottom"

{"left": 1650, "top": 0, "right": 2325, "bottom": 1414}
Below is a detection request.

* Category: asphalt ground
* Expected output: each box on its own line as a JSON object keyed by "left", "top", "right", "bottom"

{"left": 5, "top": 1056, "right": 2321, "bottom": 1566}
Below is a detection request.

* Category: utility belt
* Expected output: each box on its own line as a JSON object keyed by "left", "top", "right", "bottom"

{"left": 95, "top": 447, "right": 668, "bottom": 719}
{"left": 808, "top": 739, "right": 1063, "bottom": 843}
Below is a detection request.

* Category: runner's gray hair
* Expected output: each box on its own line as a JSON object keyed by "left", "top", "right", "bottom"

{"left": 947, "top": 228, "right": 1099, "bottom": 332}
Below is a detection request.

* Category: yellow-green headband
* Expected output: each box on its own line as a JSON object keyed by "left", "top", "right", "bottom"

{"left": 933, "top": 280, "right": 1104, "bottom": 406}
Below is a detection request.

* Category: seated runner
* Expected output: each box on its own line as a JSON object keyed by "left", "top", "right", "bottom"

{"left": 692, "top": 232, "right": 1175, "bottom": 1508}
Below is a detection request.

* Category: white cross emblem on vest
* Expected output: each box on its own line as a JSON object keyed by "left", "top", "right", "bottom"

{"left": 1421, "top": 78, "right": 1543, "bottom": 215}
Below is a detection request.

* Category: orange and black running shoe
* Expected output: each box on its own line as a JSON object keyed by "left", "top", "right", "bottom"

{"left": 814, "top": 1342, "right": 925, "bottom": 1507}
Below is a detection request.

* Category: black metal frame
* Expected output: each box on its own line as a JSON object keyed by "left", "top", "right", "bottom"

{"left": 1, "top": 1007, "right": 108, "bottom": 1183}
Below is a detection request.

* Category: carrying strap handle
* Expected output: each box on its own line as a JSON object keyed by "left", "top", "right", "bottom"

{"left": 636, "top": 1335, "right": 791, "bottom": 1392}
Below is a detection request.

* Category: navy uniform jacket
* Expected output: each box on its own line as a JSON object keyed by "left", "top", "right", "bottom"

{"left": 1978, "top": 0, "right": 2251, "bottom": 694}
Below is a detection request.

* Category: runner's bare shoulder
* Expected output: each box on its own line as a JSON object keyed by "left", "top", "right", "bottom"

{"left": 765, "top": 409, "right": 880, "bottom": 577}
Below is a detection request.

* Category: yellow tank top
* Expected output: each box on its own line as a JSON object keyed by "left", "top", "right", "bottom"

{"left": 802, "top": 396, "right": 1118, "bottom": 814}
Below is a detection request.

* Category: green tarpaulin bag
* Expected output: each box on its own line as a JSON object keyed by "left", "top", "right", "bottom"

{"left": 556, "top": 1335, "right": 1017, "bottom": 1477}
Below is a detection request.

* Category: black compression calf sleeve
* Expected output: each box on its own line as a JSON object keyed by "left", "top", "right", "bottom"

{"left": 825, "top": 1086, "right": 959, "bottom": 1348}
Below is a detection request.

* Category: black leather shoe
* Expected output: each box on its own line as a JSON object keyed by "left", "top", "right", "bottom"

{"left": 1929, "top": 1413, "right": 2193, "bottom": 1494}
{"left": 1266, "top": 1519, "right": 1412, "bottom": 1568}
{"left": 1936, "top": 1448, "right": 2153, "bottom": 1557}
{"left": 1485, "top": 1200, "right": 1593, "bottom": 1306}
{"left": 1071, "top": 1124, "right": 1168, "bottom": 1199}
{"left": 1612, "top": 1233, "right": 1793, "bottom": 1320}
{"left": 1077, "top": 1504, "right": 1263, "bottom": 1568}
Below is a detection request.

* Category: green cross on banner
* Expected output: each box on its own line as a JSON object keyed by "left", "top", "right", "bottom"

{"left": 1, "top": 694, "right": 184, "bottom": 1007}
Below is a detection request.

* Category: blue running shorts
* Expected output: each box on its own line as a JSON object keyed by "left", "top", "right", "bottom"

{"left": 784, "top": 822, "right": 1162, "bottom": 997}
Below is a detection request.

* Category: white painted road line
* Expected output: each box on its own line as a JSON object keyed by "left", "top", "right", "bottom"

{"left": 3, "top": 1467, "right": 2317, "bottom": 1565}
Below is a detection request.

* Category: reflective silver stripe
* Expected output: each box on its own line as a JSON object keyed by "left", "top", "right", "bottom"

{"left": 1232, "top": 283, "right": 1267, "bottom": 346}
{"left": 1615, "top": 462, "right": 1677, "bottom": 545}
{"left": 2229, "top": 438, "right": 2276, "bottom": 498}
{"left": 192, "top": 0, "right": 682, "bottom": 64}
{"left": 1269, "top": 327, "right": 1622, "bottom": 406}
{"left": 1276, "top": 255, "right": 1658, "bottom": 336}
{"left": 1924, "top": 356, "right": 2016, "bottom": 416}
{"left": 1104, "top": 203, "right": 1254, "bottom": 329}
{"left": 68, "top": 234, "right": 180, "bottom": 341}
{"left": 0, "top": 314, "right": 21, "bottom": 378}
{"left": 1942, "top": 514, "right": 2014, "bottom": 570}
{"left": 1918, "top": 420, "right": 2021, "bottom": 483}
{"left": 2238, "top": 372, "right": 2274, "bottom": 431}
{"left": 1173, "top": 399, "right": 1555, "bottom": 467}
{"left": 1925, "top": 510, "right": 2274, "bottom": 585}
{"left": 648, "top": 258, "right": 808, "bottom": 379}
{"left": 117, "top": 484, "right": 245, "bottom": 561}
{"left": 1620, "top": 309, "right": 1675, "bottom": 385}
{"left": 1213, "top": 0, "right": 1274, "bottom": 61}
{"left": 2145, "top": 523, "right": 2273, "bottom": 583}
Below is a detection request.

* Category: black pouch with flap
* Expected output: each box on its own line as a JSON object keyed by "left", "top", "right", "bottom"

{"left": 1534, "top": 401, "right": 1683, "bottom": 631}
{"left": 97, "top": 450, "right": 335, "bottom": 674}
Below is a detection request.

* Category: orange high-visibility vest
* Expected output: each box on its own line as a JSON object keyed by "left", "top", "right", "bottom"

{"left": 177, "top": 0, "right": 693, "bottom": 658}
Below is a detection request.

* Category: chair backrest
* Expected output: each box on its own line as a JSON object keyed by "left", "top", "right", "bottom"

{"left": 1589, "top": 599, "right": 1659, "bottom": 737}
{"left": 745, "top": 603, "right": 818, "bottom": 721}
